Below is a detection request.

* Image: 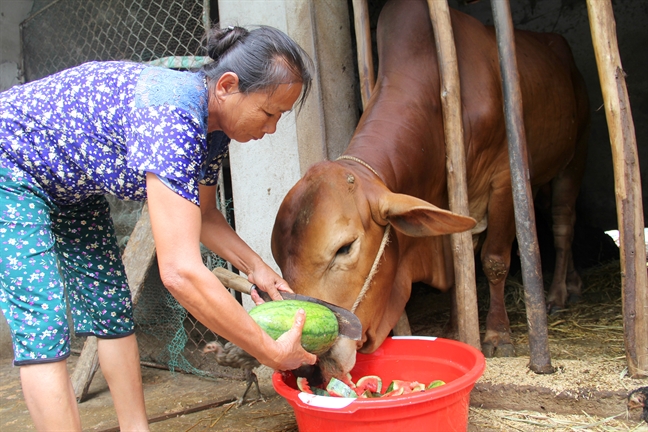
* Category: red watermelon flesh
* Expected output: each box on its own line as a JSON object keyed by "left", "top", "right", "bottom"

{"left": 354, "top": 375, "right": 382, "bottom": 396}
{"left": 296, "top": 377, "right": 313, "bottom": 394}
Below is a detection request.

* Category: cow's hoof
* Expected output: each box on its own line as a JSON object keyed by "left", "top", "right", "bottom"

{"left": 567, "top": 293, "right": 581, "bottom": 305}
{"left": 482, "top": 343, "right": 495, "bottom": 358}
{"left": 481, "top": 342, "right": 515, "bottom": 358}
{"left": 547, "top": 302, "right": 566, "bottom": 315}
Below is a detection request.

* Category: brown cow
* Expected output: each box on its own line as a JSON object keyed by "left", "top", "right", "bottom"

{"left": 272, "top": 0, "right": 589, "bottom": 376}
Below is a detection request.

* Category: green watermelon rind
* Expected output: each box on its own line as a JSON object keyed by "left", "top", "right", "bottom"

{"left": 326, "top": 377, "right": 358, "bottom": 398}
{"left": 427, "top": 379, "right": 446, "bottom": 389}
{"left": 311, "top": 387, "right": 329, "bottom": 397}
{"left": 249, "top": 300, "right": 339, "bottom": 355}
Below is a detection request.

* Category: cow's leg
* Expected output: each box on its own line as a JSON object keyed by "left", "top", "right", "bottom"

{"left": 392, "top": 311, "right": 412, "bottom": 336}
{"left": 480, "top": 185, "right": 517, "bottom": 358}
{"left": 546, "top": 172, "right": 583, "bottom": 313}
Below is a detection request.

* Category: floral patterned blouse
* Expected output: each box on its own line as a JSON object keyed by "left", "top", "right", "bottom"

{"left": 0, "top": 61, "right": 230, "bottom": 206}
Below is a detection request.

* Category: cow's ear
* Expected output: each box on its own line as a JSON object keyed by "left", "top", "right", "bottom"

{"left": 377, "top": 192, "right": 476, "bottom": 237}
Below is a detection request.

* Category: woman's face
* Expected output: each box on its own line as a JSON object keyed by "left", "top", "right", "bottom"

{"left": 214, "top": 76, "right": 303, "bottom": 142}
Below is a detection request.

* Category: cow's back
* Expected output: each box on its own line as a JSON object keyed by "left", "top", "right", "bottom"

{"left": 350, "top": 0, "right": 587, "bottom": 230}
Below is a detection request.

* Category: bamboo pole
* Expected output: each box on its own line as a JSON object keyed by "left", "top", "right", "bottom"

{"left": 426, "top": 0, "right": 481, "bottom": 350}
{"left": 351, "top": 0, "right": 375, "bottom": 109}
{"left": 490, "top": 0, "right": 553, "bottom": 373}
{"left": 586, "top": 0, "right": 648, "bottom": 378}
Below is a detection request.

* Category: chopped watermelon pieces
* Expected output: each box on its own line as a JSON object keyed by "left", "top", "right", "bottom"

{"left": 295, "top": 374, "right": 446, "bottom": 398}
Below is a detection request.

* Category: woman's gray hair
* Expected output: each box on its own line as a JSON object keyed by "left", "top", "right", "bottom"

{"left": 202, "top": 25, "right": 313, "bottom": 112}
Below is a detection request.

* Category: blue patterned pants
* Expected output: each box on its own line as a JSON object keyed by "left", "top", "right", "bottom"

{"left": 0, "top": 158, "right": 134, "bottom": 366}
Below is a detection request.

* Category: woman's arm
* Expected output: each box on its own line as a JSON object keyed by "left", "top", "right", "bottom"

{"left": 198, "top": 183, "right": 291, "bottom": 301}
{"left": 145, "top": 173, "right": 316, "bottom": 369}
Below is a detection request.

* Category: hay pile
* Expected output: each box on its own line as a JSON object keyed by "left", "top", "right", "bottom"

{"left": 468, "top": 407, "right": 645, "bottom": 431}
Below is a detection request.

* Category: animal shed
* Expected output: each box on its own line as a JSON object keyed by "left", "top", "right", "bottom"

{"left": 3, "top": 0, "right": 647, "bottom": 430}
{"left": 350, "top": 0, "right": 646, "bottom": 377}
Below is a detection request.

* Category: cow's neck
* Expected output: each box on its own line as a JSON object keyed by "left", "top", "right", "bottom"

{"left": 336, "top": 155, "right": 384, "bottom": 184}
{"left": 344, "top": 90, "right": 446, "bottom": 199}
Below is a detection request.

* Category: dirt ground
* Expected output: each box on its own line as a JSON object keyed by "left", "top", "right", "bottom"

{"left": 1, "top": 261, "right": 647, "bottom": 431}
{"left": 2, "top": 353, "right": 645, "bottom": 432}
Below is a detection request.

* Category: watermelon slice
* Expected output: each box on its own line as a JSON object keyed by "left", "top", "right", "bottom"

{"left": 326, "top": 377, "right": 358, "bottom": 398}
{"left": 385, "top": 379, "right": 409, "bottom": 393}
{"left": 383, "top": 387, "right": 405, "bottom": 397}
{"left": 354, "top": 375, "right": 383, "bottom": 396}
{"left": 427, "top": 379, "right": 446, "bottom": 389}
{"left": 297, "top": 377, "right": 314, "bottom": 394}
{"left": 409, "top": 381, "right": 426, "bottom": 392}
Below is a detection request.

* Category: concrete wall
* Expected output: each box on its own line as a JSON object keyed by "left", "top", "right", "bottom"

{"left": 218, "top": 0, "right": 358, "bottom": 309}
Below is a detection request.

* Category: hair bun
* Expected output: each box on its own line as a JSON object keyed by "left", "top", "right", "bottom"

{"left": 205, "top": 25, "right": 248, "bottom": 62}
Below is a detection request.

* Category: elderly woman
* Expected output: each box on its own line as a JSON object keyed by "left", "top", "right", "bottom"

{"left": 0, "top": 25, "right": 316, "bottom": 431}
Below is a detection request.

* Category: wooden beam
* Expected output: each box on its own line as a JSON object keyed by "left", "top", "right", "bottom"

{"left": 586, "top": 0, "right": 648, "bottom": 378}
{"left": 490, "top": 0, "right": 553, "bottom": 373}
{"left": 351, "top": 0, "right": 374, "bottom": 109}
{"left": 426, "top": 0, "right": 481, "bottom": 351}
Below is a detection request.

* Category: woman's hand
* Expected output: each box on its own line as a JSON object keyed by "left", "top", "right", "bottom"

{"left": 270, "top": 308, "right": 317, "bottom": 370}
{"left": 247, "top": 263, "right": 293, "bottom": 304}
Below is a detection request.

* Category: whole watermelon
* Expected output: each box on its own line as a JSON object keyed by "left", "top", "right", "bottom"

{"left": 249, "top": 300, "right": 339, "bottom": 355}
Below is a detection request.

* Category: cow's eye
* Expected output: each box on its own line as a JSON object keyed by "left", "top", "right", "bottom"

{"left": 336, "top": 243, "right": 353, "bottom": 256}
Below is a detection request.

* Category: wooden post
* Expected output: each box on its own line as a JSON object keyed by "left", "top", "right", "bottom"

{"left": 586, "top": 0, "right": 648, "bottom": 378}
{"left": 351, "top": 0, "right": 375, "bottom": 109}
{"left": 426, "top": 0, "right": 481, "bottom": 350}
{"left": 71, "top": 203, "right": 157, "bottom": 401}
{"left": 69, "top": 336, "right": 99, "bottom": 401}
{"left": 490, "top": 0, "right": 553, "bottom": 373}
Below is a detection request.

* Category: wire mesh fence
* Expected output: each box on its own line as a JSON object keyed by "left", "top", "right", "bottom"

{"left": 21, "top": 0, "right": 209, "bottom": 81}
{"left": 21, "top": 0, "right": 241, "bottom": 379}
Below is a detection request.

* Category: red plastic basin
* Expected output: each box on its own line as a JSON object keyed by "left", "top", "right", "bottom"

{"left": 273, "top": 336, "right": 485, "bottom": 432}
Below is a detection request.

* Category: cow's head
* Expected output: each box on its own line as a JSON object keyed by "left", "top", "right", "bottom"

{"left": 271, "top": 160, "right": 475, "bottom": 378}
